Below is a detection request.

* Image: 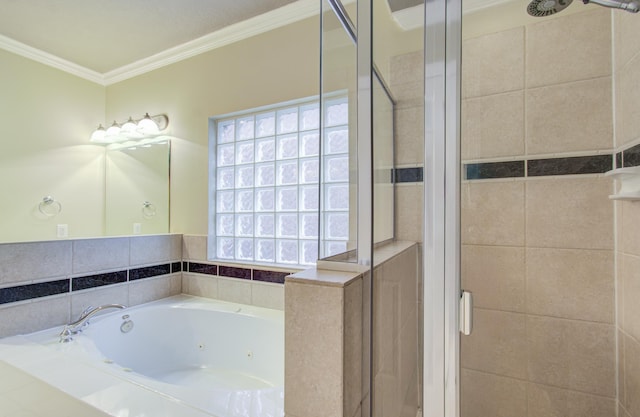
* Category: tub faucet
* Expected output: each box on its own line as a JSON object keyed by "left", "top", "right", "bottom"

{"left": 59, "top": 304, "right": 126, "bottom": 343}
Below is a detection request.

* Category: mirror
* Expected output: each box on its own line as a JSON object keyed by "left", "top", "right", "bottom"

{"left": 105, "top": 138, "right": 171, "bottom": 236}
{"left": 0, "top": 47, "right": 171, "bottom": 244}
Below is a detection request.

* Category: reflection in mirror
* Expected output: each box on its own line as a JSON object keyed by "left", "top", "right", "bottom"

{"left": 105, "top": 138, "right": 171, "bottom": 236}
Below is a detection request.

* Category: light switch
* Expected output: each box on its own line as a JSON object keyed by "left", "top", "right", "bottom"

{"left": 57, "top": 224, "right": 68, "bottom": 238}
{"left": 133, "top": 223, "right": 141, "bottom": 234}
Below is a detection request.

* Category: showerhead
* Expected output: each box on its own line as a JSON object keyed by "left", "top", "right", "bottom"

{"left": 582, "top": 0, "right": 640, "bottom": 12}
{"left": 527, "top": 0, "right": 573, "bottom": 17}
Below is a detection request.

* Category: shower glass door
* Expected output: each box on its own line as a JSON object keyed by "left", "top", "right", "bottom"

{"left": 459, "top": 1, "right": 619, "bottom": 416}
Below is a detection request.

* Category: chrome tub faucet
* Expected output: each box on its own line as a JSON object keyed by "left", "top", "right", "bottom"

{"left": 59, "top": 304, "right": 126, "bottom": 343}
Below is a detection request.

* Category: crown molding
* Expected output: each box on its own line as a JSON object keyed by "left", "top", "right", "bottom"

{"left": 0, "top": 0, "right": 319, "bottom": 87}
{"left": 0, "top": 34, "right": 105, "bottom": 85}
{"left": 103, "top": 0, "right": 319, "bottom": 85}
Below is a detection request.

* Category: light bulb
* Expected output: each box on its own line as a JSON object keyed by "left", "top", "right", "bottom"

{"left": 90, "top": 124, "right": 106, "bottom": 143}
{"left": 137, "top": 113, "right": 160, "bottom": 136}
{"left": 120, "top": 117, "right": 140, "bottom": 138}
{"left": 105, "top": 121, "right": 121, "bottom": 137}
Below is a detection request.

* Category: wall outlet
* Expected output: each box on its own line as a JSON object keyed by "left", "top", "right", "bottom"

{"left": 56, "top": 224, "right": 68, "bottom": 238}
{"left": 133, "top": 223, "right": 141, "bottom": 234}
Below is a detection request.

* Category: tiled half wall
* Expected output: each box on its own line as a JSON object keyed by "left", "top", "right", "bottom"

{"left": 0, "top": 234, "right": 294, "bottom": 338}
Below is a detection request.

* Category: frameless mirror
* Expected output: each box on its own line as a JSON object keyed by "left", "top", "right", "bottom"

{"left": 105, "top": 138, "right": 171, "bottom": 236}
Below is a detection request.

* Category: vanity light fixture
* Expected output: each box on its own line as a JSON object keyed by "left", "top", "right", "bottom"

{"left": 89, "top": 113, "right": 169, "bottom": 144}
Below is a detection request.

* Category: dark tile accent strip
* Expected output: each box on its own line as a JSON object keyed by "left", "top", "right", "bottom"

{"left": 465, "top": 161, "right": 525, "bottom": 180}
{"left": 183, "top": 261, "right": 189, "bottom": 272}
{"left": 527, "top": 155, "right": 612, "bottom": 177}
{"left": 393, "top": 167, "right": 423, "bottom": 183}
{"left": 188, "top": 262, "right": 218, "bottom": 276}
{"left": 0, "top": 279, "right": 69, "bottom": 305}
{"left": 129, "top": 264, "right": 171, "bottom": 281}
{"left": 171, "top": 262, "right": 182, "bottom": 273}
{"left": 253, "top": 270, "right": 288, "bottom": 284}
{"left": 617, "top": 152, "right": 623, "bottom": 169}
{"left": 623, "top": 143, "right": 640, "bottom": 168}
{"left": 72, "top": 271, "right": 127, "bottom": 291}
{"left": 219, "top": 265, "right": 252, "bottom": 280}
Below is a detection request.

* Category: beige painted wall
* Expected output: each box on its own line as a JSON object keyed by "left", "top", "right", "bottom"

{"left": 105, "top": 16, "right": 321, "bottom": 237}
{"left": 0, "top": 49, "right": 106, "bottom": 243}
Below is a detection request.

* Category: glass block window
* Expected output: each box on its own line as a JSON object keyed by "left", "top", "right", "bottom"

{"left": 211, "top": 96, "right": 349, "bottom": 266}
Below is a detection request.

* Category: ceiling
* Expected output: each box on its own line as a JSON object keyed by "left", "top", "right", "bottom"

{"left": 0, "top": 0, "right": 298, "bottom": 74}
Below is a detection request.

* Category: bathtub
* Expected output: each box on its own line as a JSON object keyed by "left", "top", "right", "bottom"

{"left": 0, "top": 295, "right": 284, "bottom": 417}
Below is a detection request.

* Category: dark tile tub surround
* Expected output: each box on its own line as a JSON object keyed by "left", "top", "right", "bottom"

{"left": 129, "top": 264, "right": 171, "bottom": 281}
{"left": 465, "top": 161, "right": 525, "bottom": 180}
{"left": 0, "top": 280, "right": 69, "bottom": 304}
{"left": 528, "top": 155, "right": 612, "bottom": 176}
{"left": 188, "top": 262, "right": 218, "bottom": 275}
{"left": 253, "top": 270, "right": 289, "bottom": 284}
{"left": 219, "top": 265, "right": 252, "bottom": 280}
{"left": 184, "top": 261, "right": 293, "bottom": 285}
{"left": 0, "top": 261, "right": 177, "bottom": 305}
{"left": 72, "top": 271, "right": 127, "bottom": 291}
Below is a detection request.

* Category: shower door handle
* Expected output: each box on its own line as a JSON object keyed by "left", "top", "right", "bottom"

{"left": 459, "top": 291, "right": 473, "bottom": 336}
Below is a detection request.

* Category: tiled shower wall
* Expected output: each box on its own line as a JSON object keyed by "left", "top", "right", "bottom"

{"left": 460, "top": 9, "right": 616, "bottom": 416}
{"left": 614, "top": 11, "right": 640, "bottom": 417}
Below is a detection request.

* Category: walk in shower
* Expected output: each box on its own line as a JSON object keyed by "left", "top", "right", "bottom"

{"left": 322, "top": 0, "right": 640, "bottom": 416}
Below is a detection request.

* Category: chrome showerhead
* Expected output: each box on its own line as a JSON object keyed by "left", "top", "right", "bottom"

{"left": 582, "top": 0, "right": 640, "bottom": 13}
{"left": 527, "top": 0, "right": 573, "bottom": 17}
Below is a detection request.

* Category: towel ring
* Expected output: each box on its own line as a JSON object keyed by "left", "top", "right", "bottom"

{"left": 142, "top": 201, "right": 156, "bottom": 219}
{"left": 39, "top": 196, "right": 62, "bottom": 217}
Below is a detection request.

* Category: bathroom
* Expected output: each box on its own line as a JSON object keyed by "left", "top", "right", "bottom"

{"left": 0, "top": 0, "right": 638, "bottom": 416}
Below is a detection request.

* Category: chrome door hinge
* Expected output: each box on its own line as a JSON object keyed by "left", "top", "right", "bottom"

{"left": 459, "top": 290, "right": 473, "bottom": 336}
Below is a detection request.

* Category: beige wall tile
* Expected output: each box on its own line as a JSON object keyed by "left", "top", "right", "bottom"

{"left": 526, "top": 9, "right": 611, "bottom": 88}
{"left": 462, "top": 27, "right": 524, "bottom": 98}
{"left": 250, "top": 281, "right": 284, "bottom": 310}
{"left": 182, "top": 235, "right": 207, "bottom": 261}
{"left": 527, "top": 382, "right": 616, "bottom": 417}
{"left": 128, "top": 274, "right": 181, "bottom": 306}
{"left": 391, "top": 82, "right": 423, "bottom": 108}
{"left": 461, "top": 245, "right": 525, "bottom": 312}
{"left": 181, "top": 273, "right": 218, "bottom": 299}
{"left": 0, "top": 295, "right": 70, "bottom": 338}
{"left": 624, "top": 333, "right": 640, "bottom": 417}
{"left": 526, "top": 248, "right": 614, "bottom": 323}
{"left": 70, "top": 284, "right": 129, "bottom": 319}
{"left": 461, "top": 308, "right": 528, "bottom": 379}
{"left": 374, "top": 266, "right": 400, "bottom": 374}
{"left": 129, "top": 234, "right": 182, "bottom": 266}
{"left": 395, "top": 106, "right": 424, "bottom": 165}
{"left": 72, "top": 237, "right": 129, "bottom": 274}
{"left": 390, "top": 51, "right": 424, "bottom": 86}
{"left": 621, "top": 254, "right": 640, "bottom": 341}
{"left": 620, "top": 403, "right": 633, "bottom": 417}
{"left": 217, "top": 277, "right": 251, "bottom": 305}
{"left": 526, "top": 77, "right": 612, "bottom": 155}
{"left": 613, "top": 12, "right": 640, "bottom": 72}
{"left": 396, "top": 184, "right": 423, "bottom": 243}
{"left": 462, "top": 181, "right": 525, "bottom": 246}
{"left": 615, "top": 53, "right": 640, "bottom": 146}
{"left": 526, "top": 178, "right": 613, "bottom": 250}
{"left": 621, "top": 200, "right": 640, "bottom": 256}
{"left": 285, "top": 281, "right": 343, "bottom": 417}
{"left": 0, "top": 241, "right": 71, "bottom": 286}
{"left": 526, "top": 315, "right": 615, "bottom": 397}
{"left": 460, "top": 369, "right": 527, "bottom": 417}
{"left": 461, "top": 91, "right": 524, "bottom": 160}
{"left": 344, "top": 279, "right": 363, "bottom": 417}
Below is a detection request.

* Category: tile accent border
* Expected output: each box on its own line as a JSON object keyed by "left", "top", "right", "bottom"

{"left": 0, "top": 262, "right": 178, "bottom": 306}
{"left": 621, "top": 143, "right": 640, "bottom": 168}
{"left": 464, "top": 154, "right": 614, "bottom": 180}
{"left": 185, "top": 262, "right": 294, "bottom": 285}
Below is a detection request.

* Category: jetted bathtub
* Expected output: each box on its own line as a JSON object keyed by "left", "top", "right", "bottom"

{"left": 0, "top": 295, "right": 284, "bottom": 417}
